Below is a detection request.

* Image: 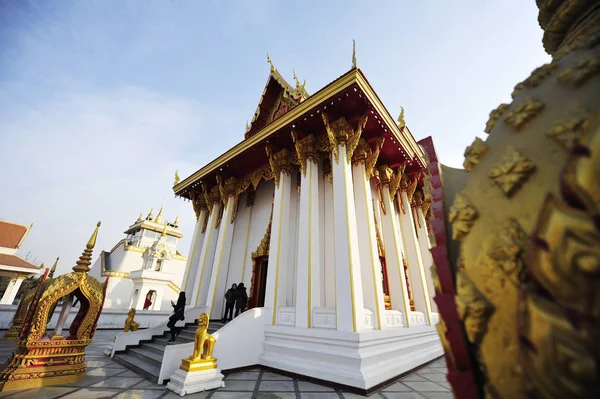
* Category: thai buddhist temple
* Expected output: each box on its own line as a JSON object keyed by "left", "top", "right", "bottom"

{"left": 0, "top": 219, "right": 41, "bottom": 305}
{"left": 89, "top": 207, "right": 188, "bottom": 311}
{"left": 153, "top": 51, "right": 443, "bottom": 389}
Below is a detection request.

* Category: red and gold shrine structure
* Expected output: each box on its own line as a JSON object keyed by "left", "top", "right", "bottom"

{"left": 0, "top": 222, "right": 109, "bottom": 390}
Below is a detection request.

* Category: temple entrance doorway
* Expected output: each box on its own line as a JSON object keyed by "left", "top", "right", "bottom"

{"left": 248, "top": 217, "right": 272, "bottom": 310}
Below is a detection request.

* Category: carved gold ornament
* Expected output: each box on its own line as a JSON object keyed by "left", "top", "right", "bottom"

{"left": 484, "top": 104, "right": 509, "bottom": 133}
{"left": 463, "top": 137, "right": 488, "bottom": 172}
{"left": 503, "top": 98, "right": 545, "bottom": 131}
{"left": 485, "top": 219, "right": 529, "bottom": 285}
{"left": 346, "top": 115, "right": 368, "bottom": 161}
{"left": 322, "top": 113, "right": 339, "bottom": 164}
{"left": 523, "top": 63, "right": 558, "bottom": 88}
{"left": 455, "top": 270, "right": 494, "bottom": 345}
{"left": 448, "top": 192, "right": 478, "bottom": 241}
{"left": 557, "top": 56, "right": 600, "bottom": 87}
{"left": 365, "top": 137, "right": 385, "bottom": 177}
{"left": 546, "top": 110, "right": 591, "bottom": 151}
{"left": 488, "top": 147, "right": 535, "bottom": 197}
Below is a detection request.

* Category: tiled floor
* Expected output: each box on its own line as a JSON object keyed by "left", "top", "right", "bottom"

{"left": 0, "top": 330, "right": 450, "bottom": 399}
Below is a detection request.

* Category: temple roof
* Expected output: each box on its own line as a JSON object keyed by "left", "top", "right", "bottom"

{"left": 0, "top": 253, "right": 40, "bottom": 272}
{"left": 0, "top": 219, "right": 32, "bottom": 249}
{"left": 174, "top": 67, "right": 427, "bottom": 200}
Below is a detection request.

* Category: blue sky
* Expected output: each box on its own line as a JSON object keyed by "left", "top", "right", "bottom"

{"left": 0, "top": 0, "right": 550, "bottom": 275}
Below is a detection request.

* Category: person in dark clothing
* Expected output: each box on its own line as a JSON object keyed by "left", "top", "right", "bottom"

{"left": 222, "top": 283, "right": 237, "bottom": 323}
{"left": 235, "top": 283, "right": 248, "bottom": 317}
{"left": 167, "top": 292, "right": 186, "bottom": 342}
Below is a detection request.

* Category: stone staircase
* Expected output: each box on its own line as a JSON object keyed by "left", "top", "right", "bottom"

{"left": 112, "top": 319, "right": 225, "bottom": 382}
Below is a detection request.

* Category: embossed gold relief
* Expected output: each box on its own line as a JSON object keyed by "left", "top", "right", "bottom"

{"left": 406, "top": 174, "right": 419, "bottom": 204}
{"left": 557, "top": 56, "right": 600, "bottom": 87}
{"left": 520, "top": 293, "right": 599, "bottom": 399}
{"left": 351, "top": 138, "right": 370, "bottom": 165}
{"left": 523, "top": 63, "right": 558, "bottom": 88}
{"left": 503, "top": 98, "right": 545, "bottom": 131}
{"left": 511, "top": 82, "right": 525, "bottom": 99}
{"left": 528, "top": 196, "right": 600, "bottom": 318}
{"left": 484, "top": 219, "right": 529, "bottom": 285}
{"left": 0, "top": 222, "right": 108, "bottom": 390}
{"left": 488, "top": 147, "right": 535, "bottom": 197}
{"left": 448, "top": 192, "right": 478, "bottom": 241}
{"left": 546, "top": 109, "right": 590, "bottom": 151}
{"left": 484, "top": 104, "right": 509, "bottom": 133}
{"left": 463, "top": 137, "right": 488, "bottom": 172}
{"left": 455, "top": 270, "right": 494, "bottom": 345}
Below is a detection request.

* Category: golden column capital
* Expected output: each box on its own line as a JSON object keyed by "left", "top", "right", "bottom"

{"left": 378, "top": 165, "right": 393, "bottom": 185}
{"left": 351, "top": 138, "right": 370, "bottom": 165}
{"left": 364, "top": 136, "right": 385, "bottom": 177}
{"left": 291, "top": 132, "right": 319, "bottom": 177}
{"left": 191, "top": 192, "right": 207, "bottom": 221}
{"left": 266, "top": 146, "right": 293, "bottom": 187}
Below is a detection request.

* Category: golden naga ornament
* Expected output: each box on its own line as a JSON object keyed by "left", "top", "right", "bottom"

{"left": 430, "top": 1, "right": 600, "bottom": 398}
{"left": 0, "top": 222, "right": 109, "bottom": 391}
{"left": 124, "top": 308, "right": 139, "bottom": 332}
{"left": 181, "top": 313, "right": 218, "bottom": 372}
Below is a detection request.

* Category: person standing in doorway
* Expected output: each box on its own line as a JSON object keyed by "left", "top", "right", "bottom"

{"left": 223, "top": 283, "right": 237, "bottom": 323}
{"left": 167, "top": 292, "right": 186, "bottom": 342}
{"left": 235, "top": 283, "right": 248, "bottom": 318}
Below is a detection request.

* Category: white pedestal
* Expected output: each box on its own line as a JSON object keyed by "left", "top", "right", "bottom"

{"left": 166, "top": 367, "right": 225, "bottom": 396}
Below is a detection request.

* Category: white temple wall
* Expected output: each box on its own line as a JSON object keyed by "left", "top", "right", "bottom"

{"left": 322, "top": 173, "right": 335, "bottom": 308}
{"left": 104, "top": 277, "right": 134, "bottom": 309}
{"left": 225, "top": 191, "right": 252, "bottom": 291}
{"left": 285, "top": 172, "right": 300, "bottom": 308}
{"left": 318, "top": 159, "right": 326, "bottom": 308}
{"left": 182, "top": 213, "right": 206, "bottom": 296}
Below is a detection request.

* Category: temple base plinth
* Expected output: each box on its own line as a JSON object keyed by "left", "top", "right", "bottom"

{"left": 166, "top": 367, "right": 225, "bottom": 396}
{"left": 180, "top": 358, "right": 217, "bottom": 372}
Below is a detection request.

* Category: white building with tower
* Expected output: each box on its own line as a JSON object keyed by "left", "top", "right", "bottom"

{"left": 90, "top": 207, "right": 188, "bottom": 311}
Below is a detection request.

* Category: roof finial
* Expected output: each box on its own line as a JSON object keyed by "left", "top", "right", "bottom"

{"left": 293, "top": 69, "right": 301, "bottom": 88}
{"left": 136, "top": 213, "right": 143, "bottom": 223}
{"left": 155, "top": 206, "right": 164, "bottom": 224}
{"left": 246, "top": 120, "right": 250, "bottom": 132}
{"left": 352, "top": 39, "right": 357, "bottom": 69}
{"left": 174, "top": 170, "right": 180, "bottom": 186}
{"left": 73, "top": 221, "right": 101, "bottom": 273}
{"left": 49, "top": 257, "right": 59, "bottom": 277}
{"left": 39, "top": 262, "right": 44, "bottom": 270}
{"left": 397, "top": 106, "right": 406, "bottom": 128}
{"left": 173, "top": 216, "right": 179, "bottom": 227}
{"left": 161, "top": 222, "right": 168, "bottom": 237}
{"left": 146, "top": 208, "right": 154, "bottom": 221}
{"left": 267, "top": 52, "right": 275, "bottom": 72}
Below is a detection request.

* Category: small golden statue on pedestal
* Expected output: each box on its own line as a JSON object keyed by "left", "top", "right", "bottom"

{"left": 180, "top": 313, "right": 217, "bottom": 372}
{"left": 124, "top": 308, "right": 139, "bottom": 332}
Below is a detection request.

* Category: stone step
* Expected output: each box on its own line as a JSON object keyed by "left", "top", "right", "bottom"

{"left": 113, "top": 351, "right": 161, "bottom": 382}
{"left": 128, "top": 346, "right": 164, "bottom": 364}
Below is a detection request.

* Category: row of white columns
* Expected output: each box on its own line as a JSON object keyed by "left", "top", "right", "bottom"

{"left": 182, "top": 122, "right": 436, "bottom": 330}
{"left": 0, "top": 275, "right": 26, "bottom": 305}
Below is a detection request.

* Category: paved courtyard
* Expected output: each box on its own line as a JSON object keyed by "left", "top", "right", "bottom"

{"left": 0, "top": 330, "right": 450, "bottom": 399}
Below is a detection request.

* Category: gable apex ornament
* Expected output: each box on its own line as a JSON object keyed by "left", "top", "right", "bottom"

{"left": 267, "top": 52, "right": 275, "bottom": 72}
{"left": 397, "top": 106, "right": 406, "bottom": 129}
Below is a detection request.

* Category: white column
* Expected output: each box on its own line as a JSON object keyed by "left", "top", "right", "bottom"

{"left": 192, "top": 190, "right": 221, "bottom": 307}
{"left": 182, "top": 206, "right": 208, "bottom": 301}
{"left": 352, "top": 154, "right": 386, "bottom": 330}
{"left": 415, "top": 200, "right": 438, "bottom": 313}
{"left": 294, "top": 135, "right": 321, "bottom": 328}
{"left": 0, "top": 275, "right": 25, "bottom": 305}
{"left": 264, "top": 149, "right": 293, "bottom": 325}
{"left": 205, "top": 177, "right": 239, "bottom": 318}
{"left": 325, "top": 116, "right": 366, "bottom": 332}
{"left": 378, "top": 166, "right": 412, "bottom": 327}
{"left": 398, "top": 186, "right": 433, "bottom": 325}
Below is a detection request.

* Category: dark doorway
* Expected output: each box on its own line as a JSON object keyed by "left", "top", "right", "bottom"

{"left": 248, "top": 257, "right": 268, "bottom": 309}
